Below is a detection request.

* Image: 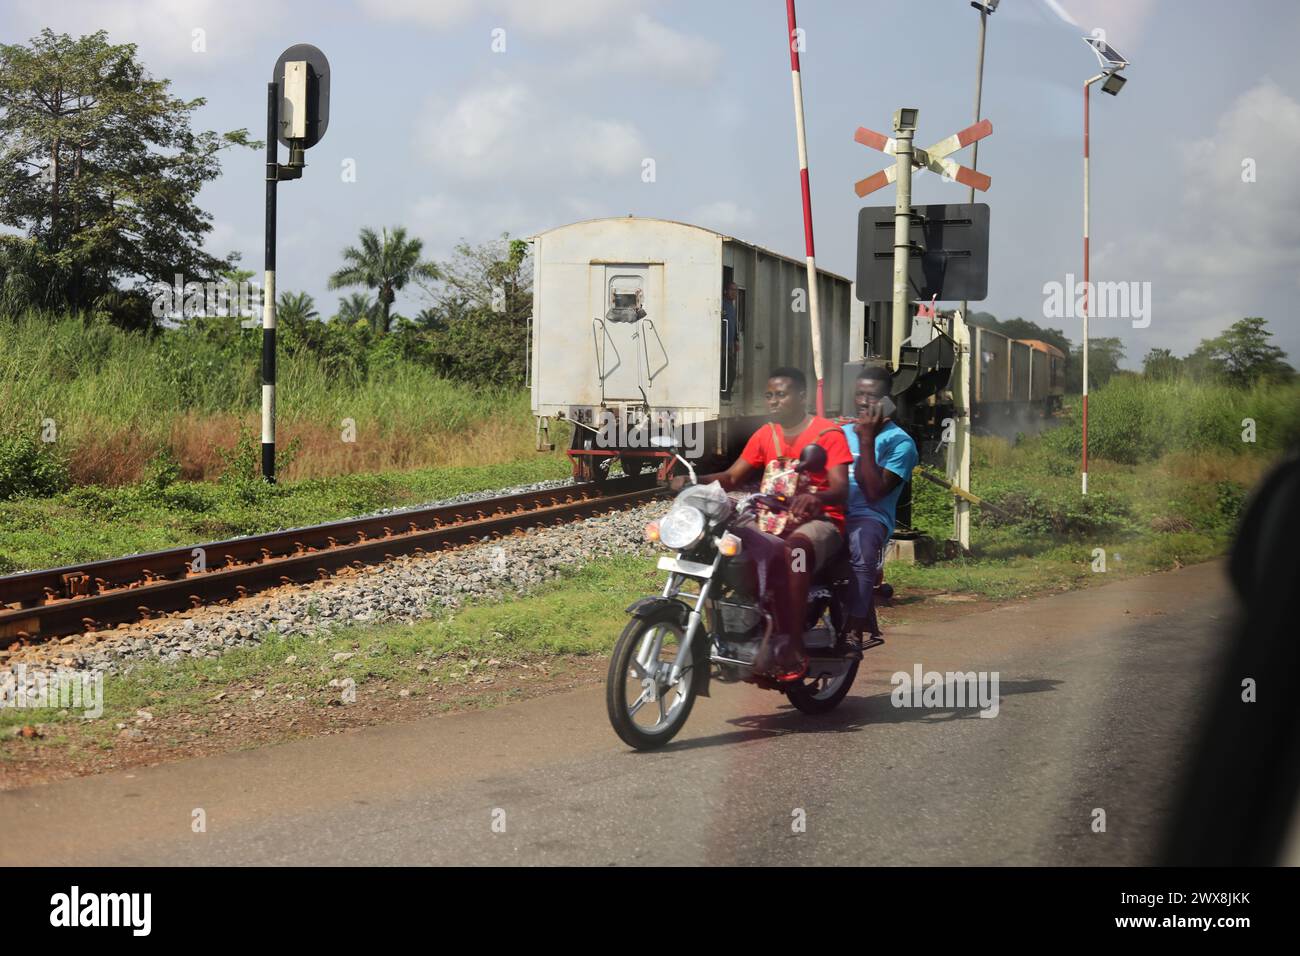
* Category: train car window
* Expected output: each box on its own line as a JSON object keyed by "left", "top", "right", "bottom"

{"left": 606, "top": 275, "right": 645, "bottom": 324}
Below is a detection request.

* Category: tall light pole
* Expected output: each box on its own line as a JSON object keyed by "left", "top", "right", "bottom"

{"left": 967, "top": 3, "right": 995, "bottom": 195}
{"left": 1080, "top": 36, "right": 1128, "bottom": 496}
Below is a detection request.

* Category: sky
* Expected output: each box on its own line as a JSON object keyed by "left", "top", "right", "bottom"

{"left": 10, "top": 0, "right": 1300, "bottom": 367}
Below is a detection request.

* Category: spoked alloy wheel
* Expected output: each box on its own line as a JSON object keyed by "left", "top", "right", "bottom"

{"left": 606, "top": 609, "right": 698, "bottom": 750}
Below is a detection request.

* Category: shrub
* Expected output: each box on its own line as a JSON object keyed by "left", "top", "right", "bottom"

{"left": 145, "top": 448, "right": 182, "bottom": 492}
{"left": 982, "top": 486, "right": 1134, "bottom": 537}
{"left": 0, "top": 433, "right": 71, "bottom": 500}
{"left": 907, "top": 472, "right": 951, "bottom": 539}
{"left": 216, "top": 428, "right": 301, "bottom": 505}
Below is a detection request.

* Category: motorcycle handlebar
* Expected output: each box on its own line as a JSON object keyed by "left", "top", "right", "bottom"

{"left": 744, "top": 493, "right": 789, "bottom": 513}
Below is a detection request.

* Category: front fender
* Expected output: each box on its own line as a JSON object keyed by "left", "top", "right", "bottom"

{"left": 624, "top": 596, "right": 689, "bottom": 623}
{"left": 623, "top": 597, "right": 711, "bottom": 698}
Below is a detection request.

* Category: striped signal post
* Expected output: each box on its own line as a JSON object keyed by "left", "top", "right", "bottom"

{"left": 263, "top": 45, "right": 330, "bottom": 483}
{"left": 1082, "top": 78, "right": 1092, "bottom": 495}
{"left": 1080, "top": 36, "right": 1130, "bottom": 496}
{"left": 785, "top": 0, "right": 825, "bottom": 416}
{"left": 1082, "top": 71, "right": 1109, "bottom": 496}
{"left": 262, "top": 82, "right": 279, "bottom": 483}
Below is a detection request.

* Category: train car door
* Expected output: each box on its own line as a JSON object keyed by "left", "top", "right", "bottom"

{"left": 592, "top": 264, "right": 666, "bottom": 403}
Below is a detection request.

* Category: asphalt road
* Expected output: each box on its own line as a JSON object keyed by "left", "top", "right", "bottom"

{"left": 1, "top": 562, "right": 1230, "bottom": 866}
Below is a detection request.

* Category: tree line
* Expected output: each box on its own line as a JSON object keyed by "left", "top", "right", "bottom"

{"left": 0, "top": 29, "right": 531, "bottom": 386}
{"left": 967, "top": 312, "right": 1292, "bottom": 391}
{"left": 1, "top": 29, "right": 1290, "bottom": 394}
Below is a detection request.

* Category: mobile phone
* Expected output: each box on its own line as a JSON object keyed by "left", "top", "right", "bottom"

{"left": 875, "top": 395, "right": 896, "bottom": 418}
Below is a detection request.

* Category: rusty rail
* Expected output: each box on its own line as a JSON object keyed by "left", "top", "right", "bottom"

{"left": 0, "top": 478, "right": 662, "bottom": 648}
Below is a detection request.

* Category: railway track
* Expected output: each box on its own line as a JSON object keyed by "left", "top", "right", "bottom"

{"left": 0, "top": 477, "right": 663, "bottom": 649}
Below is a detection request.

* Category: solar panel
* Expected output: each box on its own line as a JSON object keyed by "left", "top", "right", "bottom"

{"left": 1083, "top": 35, "right": 1129, "bottom": 69}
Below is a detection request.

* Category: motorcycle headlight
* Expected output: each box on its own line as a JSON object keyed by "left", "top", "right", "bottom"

{"left": 658, "top": 505, "right": 706, "bottom": 551}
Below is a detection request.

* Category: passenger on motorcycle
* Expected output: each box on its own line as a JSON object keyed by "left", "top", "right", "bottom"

{"left": 669, "top": 366, "right": 852, "bottom": 681}
{"left": 840, "top": 366, "right": 918, "bottom": 659}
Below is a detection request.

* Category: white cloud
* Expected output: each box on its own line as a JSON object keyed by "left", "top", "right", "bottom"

{"left": 206, "top": 219, "right": 262, "bottom": 263}
{"left": 411, "top": 192, "right": 535, "bottom": 251}
{"left": 358, "top": 0, "right": 644, "bottom": 34}
{"left": 7, "top": 0, "right": 286, "bottom": 68}
{"left": 1096, "top": 80, "right": 1300, "bottom": 358}
{"left": 357, "top": 0, "right": 479, "bottom": 29}
{"left": 563, "top": 13, "right": 721, "bottom": 86}
{"left": 1032, "top": 0, "right": 1159, "bottom": 45}
{"left": 1174, "top": 80, "right": 1300, "bottom": 280}
{"left": 357, "top": 1, "right": 717, "bottom": 85}
{"left": 418, "top": 78, "right": 648, "bottom": 183}
{"left": 1037, "top": 0, "right": 1080, "bottom": 28}
{"left": 495, "top": 0, "right": 645, "bottom": 36}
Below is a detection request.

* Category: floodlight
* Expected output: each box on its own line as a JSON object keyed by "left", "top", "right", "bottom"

{"left": 894, "top": 108, "right": 919, "bottom": 132}
{"left": 970, "top": 0, "right": 999, "bottom": 12}
{"left": 1101, "top": 72, "right": 1127, "bottom": 95}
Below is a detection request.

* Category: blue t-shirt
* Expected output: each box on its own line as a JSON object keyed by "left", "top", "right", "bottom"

{"left": 842, "top": 421, "right": 918, "bottom": 536}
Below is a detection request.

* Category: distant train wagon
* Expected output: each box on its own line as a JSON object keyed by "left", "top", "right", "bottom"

{"left": 969, "top": 325, "right": 1065, "bottom": 422}
{"left": 528, "top": 217, "right": 862, "bottom": 479}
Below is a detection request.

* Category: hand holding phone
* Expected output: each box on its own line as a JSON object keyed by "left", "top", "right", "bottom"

{"left": 857, "top": 394, "right": 895, "bottom": 435}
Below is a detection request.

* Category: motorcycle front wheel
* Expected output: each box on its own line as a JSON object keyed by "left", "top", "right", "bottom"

{"left": 606, "top": 608, "right": 699, "bottom": 750}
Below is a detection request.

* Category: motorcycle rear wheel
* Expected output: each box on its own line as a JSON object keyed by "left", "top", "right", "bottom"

{"left": 786, "top": 603, "right": 858, "bottom": 714}
{"left": 785, "top": 658, "right": 859, "bottom": 714}
{"left": 606, "top": 608, "right": 699, "bottom": 750}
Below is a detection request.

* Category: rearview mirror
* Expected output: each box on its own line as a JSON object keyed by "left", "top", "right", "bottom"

{"left": 797, "top": 443, "right": 828, "bottom": 473}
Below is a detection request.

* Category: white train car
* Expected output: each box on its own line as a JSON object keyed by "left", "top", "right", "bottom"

{"left": 529, "top": 217, "right": 862, "bottom": 478}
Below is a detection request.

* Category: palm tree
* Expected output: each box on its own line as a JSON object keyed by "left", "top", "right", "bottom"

{"left": 413, "top": 306, "right": 446, "bottom": 331}
{"left": 327, "top": 226, "right": 439, "bottom": 334}
{"left": 276, "top": 290, "right": 318, "bottom": 327}
{"left": 334, "top": 292, "right": 376, "bottom": 329}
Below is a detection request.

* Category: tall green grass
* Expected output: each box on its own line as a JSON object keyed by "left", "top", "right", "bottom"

{"left": 0, "top": 311, "right": 557, "bottom": 486}
{"left": 905, "top": 375, "right": 1299, "bottom": 552}
{"left": 1040, "top": 376, "right": 1300, "bottom": 463}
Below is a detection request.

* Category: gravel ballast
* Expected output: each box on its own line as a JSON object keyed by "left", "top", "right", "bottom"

{"left": 1, "top": 497, "right": 671, "bottom": 681}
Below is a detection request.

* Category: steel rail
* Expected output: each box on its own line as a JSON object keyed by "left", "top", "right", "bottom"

{"left": 0, "top": 478, "right": 662, "bottom": 647}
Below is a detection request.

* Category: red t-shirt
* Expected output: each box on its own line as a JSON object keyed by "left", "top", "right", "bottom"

{"left": 740, "top": 416, "right": 854, "bottom": 529}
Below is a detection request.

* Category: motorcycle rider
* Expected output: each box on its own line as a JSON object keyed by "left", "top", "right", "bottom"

{"left": 670, "top": 366, "right": 851, "bottom": 681}
{"left": 840, "top": 365, "right": 918, "bottom": 659}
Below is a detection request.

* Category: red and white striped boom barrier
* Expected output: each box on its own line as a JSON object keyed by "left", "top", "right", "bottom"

{"left": 785, "top": 0, "right": 825, "bottom": 416}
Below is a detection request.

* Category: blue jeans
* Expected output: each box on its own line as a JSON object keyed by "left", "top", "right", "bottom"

{"left": 845, "top": 516, "right": 889, "bottom": 635}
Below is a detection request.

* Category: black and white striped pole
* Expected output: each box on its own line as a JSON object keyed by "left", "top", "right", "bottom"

{"left": 262, "top": 81, "right": 280, "bottom": 482}
{"left": 262, "top": 44, "right": 330, "bottom": 483}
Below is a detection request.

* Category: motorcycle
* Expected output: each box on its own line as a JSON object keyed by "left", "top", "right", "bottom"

{"left": 606, "top": 439, "right": 879, "bottom": 751}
